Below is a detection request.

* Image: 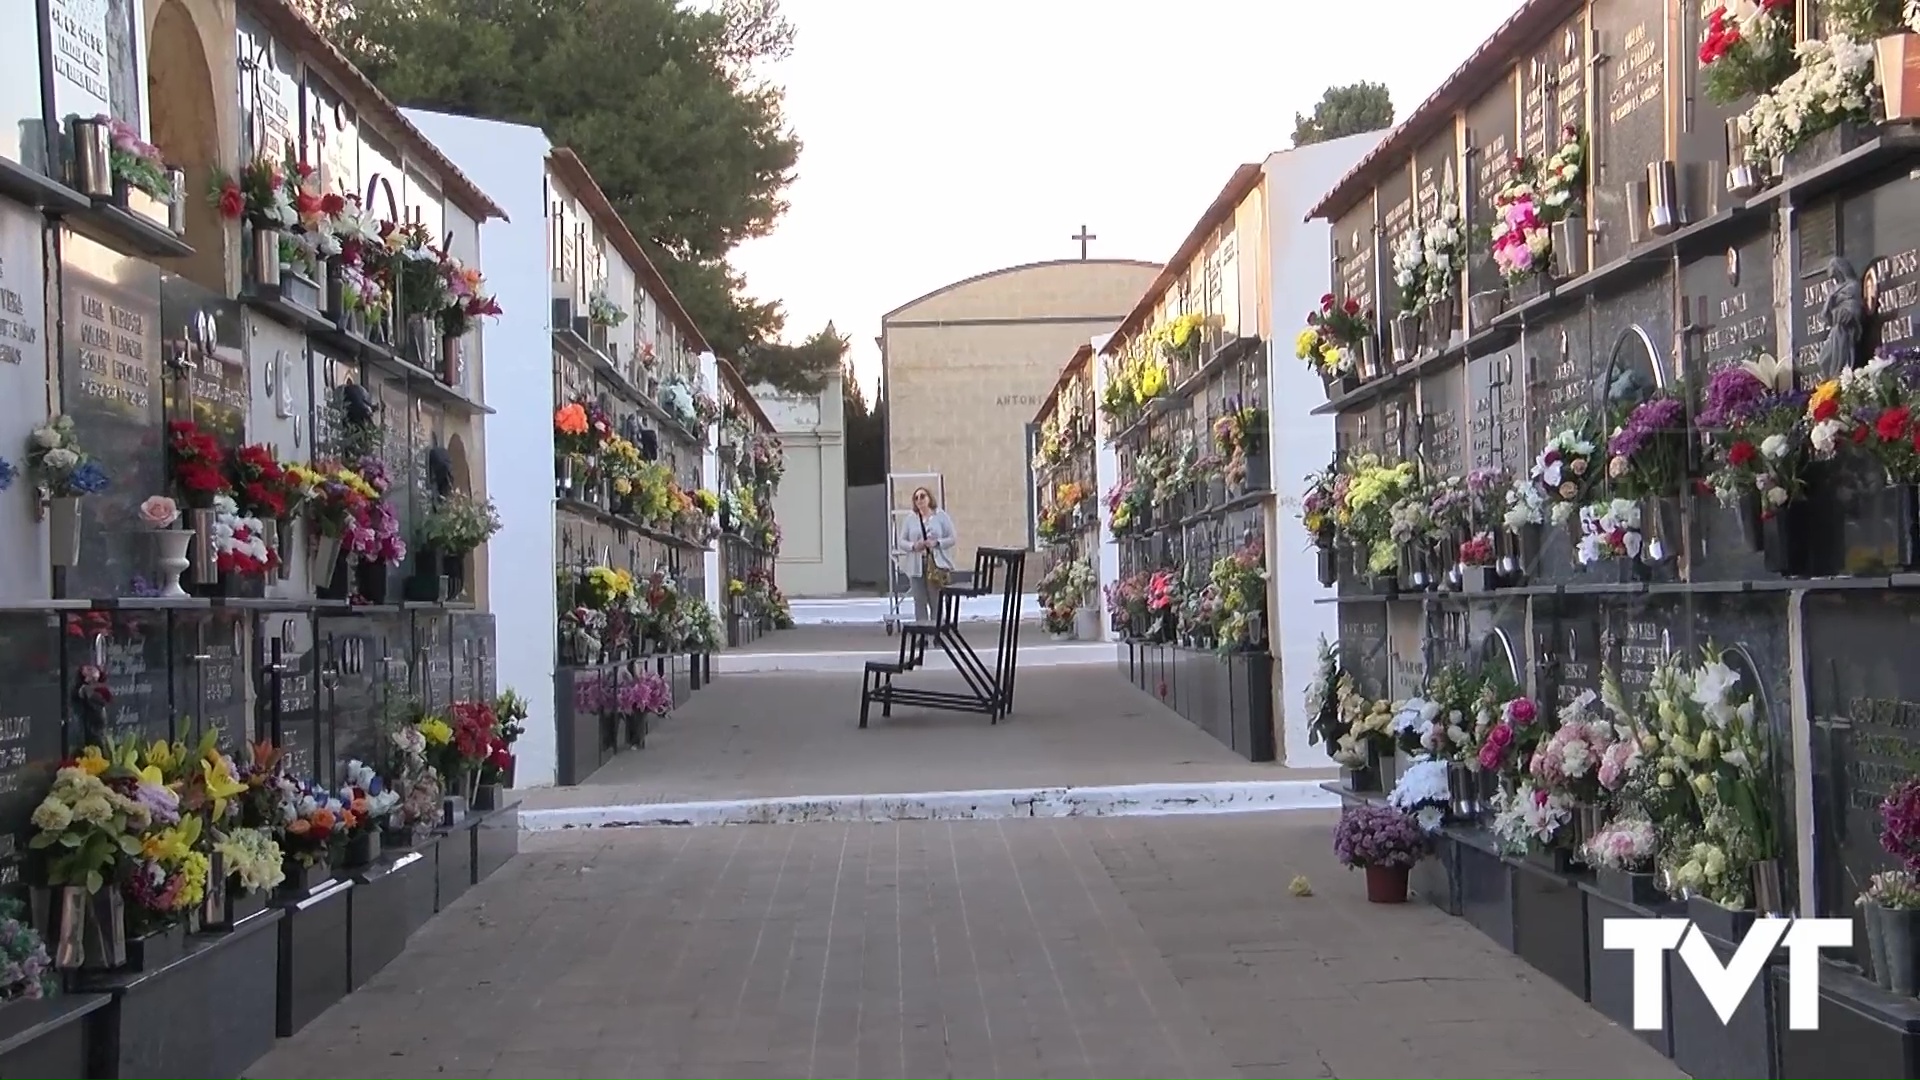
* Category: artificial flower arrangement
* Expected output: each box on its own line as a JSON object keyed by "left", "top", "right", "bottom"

{"left": 230, "top": 442, "right": 302, "bottom": 522}
{"left": 1152, "top": 312, "right": 1209, "bottom": 363}
{"left": 384, "top": 220, "right": 451, "bottom": 323}
{"left": 338, "top": 759, "right": 400, "bottom": 840}
{"left": 1699, "top": 0, "right": 1797, "bottom": 105}
{"left": 1337, "top": 453, "right": 1418, "bottom": 575}
{"left": 1809, "top": 347, "right": 1920, "bottom": 483}
{"left": 1454, "top": 467, "right": 1513, "bottom": 569}
{"left": 288, "top": 460, "right": 376, "bottom": 546}
{"left": 210, "top": 150, "right": 296, "bottom": 230}
{"left": 210, "top": 493, "right": 279, "bottom": 577}
{"left": 1614, "top": 647, "right": 1775, "bottom": 909}
{"left": 340, "top": 457, "right": 406, "bottom": 569}
{"left": 1489, "top": 126, "right": 1586, "bottom": 282}
{"left": 1036, "top": 558, "right": 1096, "bottom": 624}
{"left": 1298, "top": 465, "right": 1341, "bottom": 548}
{"left": 747, "top": 433, "right": 785, "bottom": 489}
{"left": 660, "top": 376, "right": 699, "bottom": 430}
{"left": 1211, "top": 400, "right": 1267, "bottom": 489}
{"left": 167, "top": 419, "right": 230, "bottom": 507}
{"left": 1574, "top": 498, "right": 1644, "bottom": 565}
{"left": 1738, "top": 33, "right": 1877, "bottom": 162}
{"left": 1296, "top": 293, "right": 1371, "bottom": 381}
{"left": 1528, "top": 690, "right": 1632, "bottom": 806}
{"left": 438, "top": 254, "right": 503, "bottom": 339}
{"left": 1583, "top": 817, "right": 1660, "bottom": 874}
{"left": 417, "top": 492, "right": 504, "bottom": 558}
{"left": 1475, "top": 693, "right": 1544, "bottom": 780}
{"left": 1331, "top": 686, "right": 1396, "bottom": 769}
{"left": 27, "top": 414, "right": 110, "bottom": 506}
{"left": 1864, "top": 778, "right": 1920, "bottom": 921}
{"left": 1105, "top": 476, "right": 1148, "bottom": 536}
{"left": 692, "top": 384, "right": 722, "bottom": 431}
{"left": 1388, "top": 758, "right": 1452, "bottom": 832}
{"left": 1206, "top": 538, "right": 1267, "bottom": 653}
{"left": 385, "top": 721, "right": 445, "bottom": 839}
{"left": 588, "top": 284, "right": 628, "bottom": 328}
{"left": 1606, "top": 392, "right": 1691, "bottom": 499}
{"left": 0, "top": 899, "right": 55, "bottom": 1001}
{"left": 1304, "top": 637, "right": 1346, "bottom": 751}
{"left": 617, "top": 673, "right": 674, "bottom": 727}
{"left": 1491, "top": 780, "right": 1576, "bottom": 850}
{"left": 1508, "top": 416, "right": 1598, "bottom": 528}
{"left": 1391, "top": 202, "right": 1465, "bottom": 313}
{"left": 1701, "top": 352, "right": 1809, "bottom": 512}
{"left": 97, "top": 115, "right": 175, "bottom": 201}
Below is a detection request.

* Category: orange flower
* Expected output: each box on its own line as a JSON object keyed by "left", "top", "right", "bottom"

{"left": 350, "top": 796, "right": 370, "bottom": 816}
{"left": 287, "top": 818, "right": 311, "bottom": 835}
{"left": 555, "top": 403, "right": 588, "bottom": 435}
{"left": 311, "top": 808, "right": 336, "bottom": 829}
{"left": 342, "top": 809, "right": 359, "bottom": 830}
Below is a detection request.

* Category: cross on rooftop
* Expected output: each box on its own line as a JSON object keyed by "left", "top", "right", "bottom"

{"left": 1072, "top": 225, "right": 1097, "bottom": 260}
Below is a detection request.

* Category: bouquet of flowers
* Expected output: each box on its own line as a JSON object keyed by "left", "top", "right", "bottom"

{"left": 1575, "top": 498, "right": 1643, "bottom": 565}
{"left": 1297, "top": 293, "right": 1371, "bottom": 378}
{"left": 1334, "top": 804, "right": 1427, "bottom": 868}
{"left": 28, "top": 764, "right": 152, "bottom": 893}
{"left": 1477, "top": 695, "right": 1542, "bottom": 778}
{"left": 1491, "top": 781, "right": 1575, "bottom": 851}
{"left": 1606, "top": 393, "right": 1690, "bottom": 499}
{"left": 210, "top": 151, "right": 295, "bottom": 230}
{"left": 339, "top": 759, "right": 400, "bottom": 835}
{"left": 1738, "top": 34, "right": 1876, "bottom": 161}
{"left": 1701, "top": 353, "right": 1809, "bottom": 511}
{"left": 1529, "top": 691, "right": 1627, "bottom": 804}
{"left": 1305, "top": 637, "right": 1345, "bottom": 751}
{"left": 1338, "top": 453, "right": 1417, "bottom": 575}
{"left": 1388, "top": 758, "right": 1452, "bottom": 832}
{"left": 439, "top": 255, "right": 502, "bottom": 338}
{"left": 213, "top": 826, "right": 285, "bottom": 893}
{"left": 0, "top": 900, "right": 54, "bottom": 1001}
{"left": 1583, "top": 817, "right": 1659, "bottom": 873}
{"left": 210, "top": 494, "right": 279, "bottom": 577}
{"left": 1699, "top": 0, "right": 1796, "bottom": 105}
{"left": 1332, "top": 689, "right": 1395, "bottom": 768}
{"left": 127, "top": 814, "right": 209, "bottom": 924}
{"left": 28, "top": 414, "right": 110, "bottom": 503}
{"left": 1512, "top": 418, "right": 1598, "bottom": 527}
{"left": 1812, "top": 347, "right": 1920, "bottom": 481}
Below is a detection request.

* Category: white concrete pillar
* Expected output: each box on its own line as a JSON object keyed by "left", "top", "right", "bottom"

{"left": 1089, "top": 333, "right": 1117, "bottom": 642}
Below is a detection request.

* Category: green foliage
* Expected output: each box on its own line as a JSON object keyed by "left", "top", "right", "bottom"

{"left": 842, "top": 358, "right": 886, "bottom": 487}
{"left": 1291, "top": 82, "right": 1395, "bottom": 147}
{"left": 314, "top": 0, "right": 838, "bottom": 392}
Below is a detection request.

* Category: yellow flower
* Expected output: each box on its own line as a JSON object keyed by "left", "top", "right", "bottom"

{"left": 1295, "top": 327, "right": 1321, "bottom": 360}
{"left": 1809, "top": 380, "right": 1839, "bottom": 415}
{"left": 1690, "top": 772, "right": 1715, "bottom": 797}
{"left": 1319, "top": 343, "right": 1342, "bottom": 371}
{"left": 76, "top": 747, "right": 109, "bottom": 777}
{"left": 418, "top": 718, "right": 452, "bottom": 746}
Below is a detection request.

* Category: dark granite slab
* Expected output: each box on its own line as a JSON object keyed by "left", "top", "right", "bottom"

{"left": 274, "top": 878, "right": 351, "bottom": 1038}
{"left": 473, "top": 802, "right": 521, "bottom": 886}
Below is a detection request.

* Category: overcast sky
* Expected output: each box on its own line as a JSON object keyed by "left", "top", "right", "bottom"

{"left": 727, "top": 0, "right": 1526, "bottom": 401}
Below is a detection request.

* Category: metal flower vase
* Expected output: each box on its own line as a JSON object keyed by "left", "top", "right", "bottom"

{"left": 1751, "top": 857, "right": 1786, "bottom": 915}
{"left": 1868, "top": 904, "right": 1920, "bottom": 995}
{"left": 1390, "top": 311, "right": 1419, "bottom": 366}
{"left": 67, "top": 117, "right": 113, "bottom": 197}
{"left": 1445, "top": 761, "right": 1484, "bottom": 819}
{"left": 249, "top": 225, "right": 282, "bottom": 289}
{"left": 188, "top": 508, "right": 218, "bottom": 585}
{"left": 1646, "top": 161, "right": 1684, "bottom": 236}
{"left": 47, "top": 496, "right": 82, "bottom": 567}
{"left": 1725, "top": 118, "right": 1765, "bottom": 198}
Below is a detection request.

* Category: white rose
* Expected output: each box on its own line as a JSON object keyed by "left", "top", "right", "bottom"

{"left": 42, "top": 448, "right": 77, "bottom": 470}
{"left": 31, "top": 428, "right": 60, "bottom": 449}
{"left": 1759, "top": 433, "right": 1789, "bottom": 460}
{"left": 1767, "top": 486, "right": 1789, "bottom": 506}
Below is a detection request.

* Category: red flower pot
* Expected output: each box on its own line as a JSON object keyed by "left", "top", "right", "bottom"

{"left": 1365, "top": 863, "right": 1410, "bottom": 904}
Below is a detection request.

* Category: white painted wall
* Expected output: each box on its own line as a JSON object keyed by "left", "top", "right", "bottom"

{"left": 700, "top": 353, "right": 722, "bottom": 614}
{"left": 405, "top": 110, "right": 559, "bottom": 786}
{"left": 0, "top": 199, "right": 50, "bottom": 602}
{"left": 1087, "top": 332, "right": 1117, "bottom": 638}
{"left": 752, "top": 375, "right": 847, "bottom": 597}
{"left": 1262, "top": 131, "right": 1384, "bottom": 768}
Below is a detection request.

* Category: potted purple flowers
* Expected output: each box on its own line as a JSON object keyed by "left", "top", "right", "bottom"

{"left": 1334, "top": 803, "right": 1428, "bottom": 904}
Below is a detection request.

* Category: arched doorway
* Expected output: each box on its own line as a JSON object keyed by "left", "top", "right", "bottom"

{"left": 146, "top": 0, "right": 225, "bottom": 293}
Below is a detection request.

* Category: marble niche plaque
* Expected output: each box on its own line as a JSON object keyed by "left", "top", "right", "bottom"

{"left": 1804, "top": 592, "right": 1920, "bottom": 919}
{"left": 0, "top": 613, "right": 69, "bottom": 894}
{"left": 1468, "top": 343, "right": 1525, "bottom": 476}
{"left": 161, "top": 274, "right": 248, "bottom": 440}
{"left": 1337, "top": 606, "right": 1388, "bottom": 698}
{"left": 413, "top": 611, "right": 452, "bottom": 712}
{"left": 1684, "top": 233, "right": 1777, "bottom": 583}
{"left": 0, "top": 201, "right": 48, "bottom": 601}
{"left": 1525, "top": 311, "right": 1595, "bottom": 440}
{"left": 1847, "top": 175, "right": 1920, "bottom": 356}
{"left": 1333, "top": 197, "right": 1378, "bottom": 345}
{"left": 64, "top": 609, "right": 169, "bottom": 745}
{"left": 1418, "top": 367, "right": 1468, "bottom": 479}
{"left": 1387, "top": 604, "right": 1428, "bottom": 698}
{"left": 255, "top": 612, "right": 317, "bottom": 780}
{"left": 1520, "top": 15, "right": 1589, "bottom": 163}
{"left": 1376, "top": 166, "right": 1416, "bottom": 333}
{"left": 451, "top": 613, "right": 496, "bottom": 703}
{"left": 1592, "top": 0, "right": 1667, "bottom": 266}
{"left": 59, "top": 233, "right": 162, "bottom": 598}
{"left": 1464, "top": 70, "right": 1520, "bottom": 306}
{"left": 303, "top": 71, "right": 359, "bottom": 200}
{"left": 170, "top": 608, "right": 249, "bottom": 751}
{"left": 1536, "top": 596, "right": 1603, "bottom": 717}
{"left": 316, "top": 615, "right": 379, "bottom": 784}
{"left": 235, "top": 12, "right": 300, "bottom": 162}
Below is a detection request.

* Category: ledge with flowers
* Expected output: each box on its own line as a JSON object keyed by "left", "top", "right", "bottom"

{"left": 1099, "top": 314, "right": 1278, "bottom": 762}
{"left": 717, "top": 404, "right": 788, "bottom": 648}
{"left": 58, "top": 113, "right": 192, "bottom": 261}
{"left": 553, "top": 565, "right": 722, "bottom": 784}
{"left": 1314, "top": 631, "right": 1817, "bottom": 1074}
{"left": 1031, "top": 362, "right": 1101, "bottom": 640}
{"left": 216, "top": 147, "right": 499, "bottom": 411}
{"left": 0, "top": 677, "right": 527, "bottom": 1075}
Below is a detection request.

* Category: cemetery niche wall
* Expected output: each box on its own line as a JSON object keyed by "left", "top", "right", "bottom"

{"left": 0, "top": 2, "right": 540, "bottom": 1076}
{"left": 1305, "top": 0, "right": 1920, "bottom": 1076}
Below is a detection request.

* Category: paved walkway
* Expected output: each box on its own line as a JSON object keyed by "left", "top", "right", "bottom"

{"left": 246, "top": 814, "right": 1685, "bottom": 1079}
{"left": 522, "top": 659, "right": 1311, "bottom": 810}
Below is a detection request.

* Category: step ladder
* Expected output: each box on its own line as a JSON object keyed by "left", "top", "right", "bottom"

{"left": 858, "top": 546, "right": 1027, "bottom": 726}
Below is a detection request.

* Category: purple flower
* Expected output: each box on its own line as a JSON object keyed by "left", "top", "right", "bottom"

{"left": 1700, "top": 367, "right": 1769, "bottom": 428}
{"left": 1882, "top": 777, "right": 1920, "bottom": 873}
{"left": 1609, "top": 397, "right": 1686, "bottom": 460}
{"left": 1333, "top": 804, "right": 1427, "bottom": 869}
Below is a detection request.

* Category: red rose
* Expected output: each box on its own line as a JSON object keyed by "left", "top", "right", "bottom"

{"left": 1879, "top": 405, "right": 1912, "bottom": 442}
{"left": 1319, "top": 292, "right": 1334, "bottom": 307}
{"left": 321, "top": 192, "right": 346, "bottom": 215}
{"left": 1853, "top": 424, "right": 1871, "bottom": 444}
{"left": 1812, "top": 396, "right": 1840, "bottom": 422}
{"left": 1343, "top": 296, "right": 1361, "bottom": 315}
{"left": 216, "top": 182, "right": 246, "bottom": 221}
{"left": 1727, "top": 440, "right": 1757, "bottom": 467}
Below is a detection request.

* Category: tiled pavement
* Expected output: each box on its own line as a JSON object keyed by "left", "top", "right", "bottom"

{"left": 246, "top": 814, "right": 1686, "bottom": 1079}
{"left": 521, "top": 661, "right": 1315, "bottom": 810}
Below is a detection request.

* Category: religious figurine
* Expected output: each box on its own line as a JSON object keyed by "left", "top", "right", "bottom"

{"left": 1607, "top": 364, "right": 1654, "bottom": 408}
{"left": 426, "top": 447, "right": 455, "bottom": 497}
{"left": 340, "top": 382, "right": 378, "bottom": 427}
{"left": 1817, "top": 256, "right": 1867, "bottom": 379}
{"left": 73, "top": 663, "right": 111, "bottom": 748}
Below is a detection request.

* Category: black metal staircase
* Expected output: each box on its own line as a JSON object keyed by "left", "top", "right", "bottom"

{"left": 858, "top": 547, "right": 1027, "bottom": 726}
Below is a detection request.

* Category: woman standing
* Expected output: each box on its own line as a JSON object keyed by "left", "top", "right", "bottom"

{"left": 894, "top": 486, "right": 958, "bottom": 625}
